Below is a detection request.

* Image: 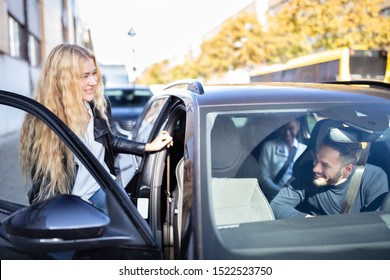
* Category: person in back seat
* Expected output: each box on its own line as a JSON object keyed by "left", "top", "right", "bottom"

{"left": 271, "top": 135, "right": 388, "bottom": 219}
{"left": 258, "top": 119, "right": 306, "bottom": 201}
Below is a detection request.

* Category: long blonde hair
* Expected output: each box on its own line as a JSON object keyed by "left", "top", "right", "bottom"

{"left": 20, "top": 44, "right": 108, "bottom": 203}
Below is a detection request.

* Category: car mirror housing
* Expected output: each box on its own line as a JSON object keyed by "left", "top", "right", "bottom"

{"left": 3, "top": 195, "right": 110, "bottom": 252}
{"left": 329, "top": 127, "right": 359, "bottom": 143}
{"left": 329, "top": 127, "right": 390, "bottom": 143}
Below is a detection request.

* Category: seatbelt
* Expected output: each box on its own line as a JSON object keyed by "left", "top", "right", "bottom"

{"left": 273, "top": 146, "right": 297, "bottom": 184}
{"left": 340, "top": 165, "right": 365, "bottom": 214}
{"left": 340, "top": 142, "right": 370, "bottom": 214}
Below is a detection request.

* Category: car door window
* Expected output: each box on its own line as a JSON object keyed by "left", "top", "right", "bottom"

{"left": 116, "top": 96, "right": 171, "bottom": 187}
{"left": 133, "top": 97, "right": 169, "bottom": 142}
{"left": 132, "top": 96, "right": 170, "bottom": 164}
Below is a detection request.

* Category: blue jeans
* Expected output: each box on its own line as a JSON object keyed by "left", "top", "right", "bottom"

{"left": 88, "top": 188, "right": 106, "bottom": 212}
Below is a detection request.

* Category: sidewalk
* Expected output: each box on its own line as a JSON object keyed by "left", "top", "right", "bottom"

{"left": 0, "top": 131, "right": 29, "bottom": 205}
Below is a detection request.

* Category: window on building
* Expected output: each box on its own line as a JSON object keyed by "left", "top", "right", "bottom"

{"left": 8, "top": 16, "right": 21, "bottom": 57}
{"left": 8, "top": 15, "right": 28, "bottom": 61}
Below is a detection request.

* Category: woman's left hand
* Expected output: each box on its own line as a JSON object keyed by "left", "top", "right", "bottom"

{"left": 145, "top": 130, "right": 173, "bottom": 151}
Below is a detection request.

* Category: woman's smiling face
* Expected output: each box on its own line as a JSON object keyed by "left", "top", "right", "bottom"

{"left": 80, "top": 58, "right": 98, "bottom": 102}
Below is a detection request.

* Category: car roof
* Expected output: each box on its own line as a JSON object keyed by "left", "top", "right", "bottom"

{"left": 161, "top": 82, "right": 390, "bottom": 139}
{"left": 181, "top": 82, "right": 390, "bottom": 107}
{"left": 104, "top": 84, "right": 151, "bottom": 90}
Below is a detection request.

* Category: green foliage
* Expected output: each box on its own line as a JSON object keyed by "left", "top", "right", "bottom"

{"left": 139, "top": 0, "right": 390, "bottom": 84}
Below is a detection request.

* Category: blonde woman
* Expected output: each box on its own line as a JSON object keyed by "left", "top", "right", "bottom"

{"left": 20, "top": 44, "right": 172, "bottom": 210}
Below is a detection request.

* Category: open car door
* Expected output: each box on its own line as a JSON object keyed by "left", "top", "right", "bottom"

{"left": 0, "top": 90, "right": 161, "bottom": 260}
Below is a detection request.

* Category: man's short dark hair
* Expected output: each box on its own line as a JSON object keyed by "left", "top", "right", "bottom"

{"left": 321, "top": 135, "right": 362, "bottom": 165}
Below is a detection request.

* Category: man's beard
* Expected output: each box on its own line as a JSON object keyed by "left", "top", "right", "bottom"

{"left": 313, "top": 169, "right": 343, "bottom": 187}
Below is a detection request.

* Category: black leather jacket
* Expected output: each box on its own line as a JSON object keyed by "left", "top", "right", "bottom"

{"left": 28, "top": 97, "right": 146, "bottom": 204}
{"left": 93, "top": 98, "right": 146, "bottom": 174}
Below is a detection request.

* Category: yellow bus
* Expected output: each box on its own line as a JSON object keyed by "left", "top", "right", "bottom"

{"left": 250, "top": 47, "right": 390, "bottom": 83}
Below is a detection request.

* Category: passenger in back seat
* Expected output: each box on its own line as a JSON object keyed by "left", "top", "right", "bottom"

{"left": 258, "top": 119, "right": 306, "bottom": 201}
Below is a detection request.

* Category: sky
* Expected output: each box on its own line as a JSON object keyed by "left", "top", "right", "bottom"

{"left": 77, "top": 0, "right": 254, "bottom": 73}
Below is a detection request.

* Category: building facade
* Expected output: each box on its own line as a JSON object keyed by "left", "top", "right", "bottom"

{"left": 0, "top": 0, "right": 90, "bottom": 135}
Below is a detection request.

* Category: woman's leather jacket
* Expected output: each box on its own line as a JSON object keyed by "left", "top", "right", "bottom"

{"left": 93, "top": 97, "right": 146, "bottom": 174}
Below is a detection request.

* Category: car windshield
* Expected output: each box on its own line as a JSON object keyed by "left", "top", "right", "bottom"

{"left": 204, "top": 103, "right": 390, "bottom": 231}
{"left": 105, "top": 88, "right": 153, "bottom": 107}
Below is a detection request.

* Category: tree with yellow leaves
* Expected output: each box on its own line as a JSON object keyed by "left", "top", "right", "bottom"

{"left": 270, "top": 0, "right": 390, "bottom": 62}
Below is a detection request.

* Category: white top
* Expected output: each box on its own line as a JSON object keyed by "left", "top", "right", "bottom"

{"left": 258, "top": 138, "right": 307, "bottom": 197}
{"left": 72, "top": 102, "right": 115, "bottom": 200}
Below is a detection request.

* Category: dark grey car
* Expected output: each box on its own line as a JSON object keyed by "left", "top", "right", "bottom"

{"left": 1, "top": 80, "right": 390, "bottom": 259}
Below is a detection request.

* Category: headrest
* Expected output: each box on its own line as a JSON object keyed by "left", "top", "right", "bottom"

{"left": 309, "top": 119, "right": 345, "bottom": 152}
{"left": 211, "top": 116, "right": 245, "bottom": 177}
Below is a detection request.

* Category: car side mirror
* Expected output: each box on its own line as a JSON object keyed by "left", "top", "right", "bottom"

{"left": 3, "top": 195, "right": 110, "bottom": 252}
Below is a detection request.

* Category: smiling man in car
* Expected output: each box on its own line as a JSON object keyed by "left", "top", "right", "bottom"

{"left": 270, "top": 135, "right": 389, "bottom": 219}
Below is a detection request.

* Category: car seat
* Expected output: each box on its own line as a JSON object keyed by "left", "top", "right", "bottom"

{"left": 380, "top": 192, "right": 390, "bottom": 211}
{"left": 211, "top": 177, "right": 275, "bottom": 225}
{"left": 211, "top": 115, "right": 258, "bottom": 178}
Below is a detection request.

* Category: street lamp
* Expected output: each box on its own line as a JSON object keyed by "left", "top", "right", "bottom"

{"left": 127, "top": 28, "right": 137, "bottom": 82}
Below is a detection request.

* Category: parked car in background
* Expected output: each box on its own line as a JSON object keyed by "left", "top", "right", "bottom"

{"left": 1, "top": 80, "right": 390, "bottom": 260}
{"left": 104, "top": 84, "right": 153, "bottom": 135}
